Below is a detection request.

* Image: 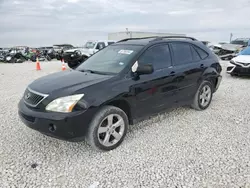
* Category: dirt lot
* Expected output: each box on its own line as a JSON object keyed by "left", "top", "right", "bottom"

{"left": 0, "top": 61, "right": 249, "bottom": 188}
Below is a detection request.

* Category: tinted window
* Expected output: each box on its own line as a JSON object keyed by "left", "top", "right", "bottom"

{"left": 190, "top": 45, "right": 201, "bottom": 61}
{"left": 171, "top": 43, "right": 193, "bottom": 65}
{"left": 76, "top": 44, "right": 143, "bottom": 74}
{"left": 108, "top": 42, "right": 115, "bottom": 45}
{"left": 96, "top": 42, "right": 105, "bottom": 50}
{"left": 138, "top": 44, "right": 172, "bottom": 70}
{"left": 84, "top": 42, "right": 96, "bottom": 49}
{"left": 193, "top": 45, "right": 209, "bottom": 59}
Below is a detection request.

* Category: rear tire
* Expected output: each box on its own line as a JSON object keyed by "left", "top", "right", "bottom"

{"left": 191, "top": 80, "right": 213, "bottom": 111}
{"left": 85, "top": 105, "right": 128, "bottom": 151}
{"left": 46, "top": 56, "right": 51, "bottom": 61}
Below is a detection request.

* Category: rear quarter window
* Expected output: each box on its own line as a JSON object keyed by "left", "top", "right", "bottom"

{"left": 193, "top": 45, "right": 209, "bottom": 59}
{"left": 190, "top": 45, "right": 201, "bottom": 62}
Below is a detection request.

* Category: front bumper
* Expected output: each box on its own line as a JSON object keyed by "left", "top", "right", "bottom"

{"left": 226, "top": 61, "right": 250, "bottom": 76}
{"left": 18, "top": 99, "right": 98, "bottom": 142}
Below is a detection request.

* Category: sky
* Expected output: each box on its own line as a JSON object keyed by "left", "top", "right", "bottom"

{"left": 0, "top": 0, "right": 250, "bottom": 47}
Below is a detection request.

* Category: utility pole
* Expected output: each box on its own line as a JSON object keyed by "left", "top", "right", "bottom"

{"left": 230, "top": 33, "right": 233, "bottom": 43}
{"left": 126, "top": 28, "right": 132, "bottom": 38}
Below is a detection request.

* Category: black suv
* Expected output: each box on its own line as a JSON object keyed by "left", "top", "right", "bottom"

{"left": 18, "top": 36, "right": 222, "bottom": 151}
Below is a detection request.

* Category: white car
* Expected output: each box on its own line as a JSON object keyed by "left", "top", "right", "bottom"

{"left": 63, "top": 40, "right": 116, "bottom": 69}
{"left": 226, "top": 46, "right": 250, "bottom": 76}
{"left": 65, "top": 40, "right": 116, "bottom": 58}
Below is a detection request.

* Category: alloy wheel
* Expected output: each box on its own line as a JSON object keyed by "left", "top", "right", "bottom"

{"left": 199, "top": 85, "right": 212, "bottom": 107}
{"left": 97, "top": 114, "right": 125, "bottom": 147}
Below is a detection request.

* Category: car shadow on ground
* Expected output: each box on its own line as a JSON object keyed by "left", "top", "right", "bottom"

{"left": 231, "top": 75, "right": 250, "bottom": 80}
{"left": 28, "top": 106, "right": 189, "bottom": 155}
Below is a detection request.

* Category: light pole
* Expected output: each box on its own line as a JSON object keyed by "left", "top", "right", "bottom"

{"left": 230, "top": 33, "right": 233, "bottom": 43}
{"left": 126, "top": 28, "right": 132, "bottom": 38}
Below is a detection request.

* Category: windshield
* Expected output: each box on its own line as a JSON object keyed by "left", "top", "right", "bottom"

{"left": 83, "top": 42, "right": 97, "bottom": 49}
{"left": 239, "top": 46, "right": 250, "bottom": 55}
{"left": 76, "top": 44, "right": 144, "bottom": 74}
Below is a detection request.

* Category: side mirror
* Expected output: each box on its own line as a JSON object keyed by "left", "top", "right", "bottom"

{"left": 131, "top": 61, "right": 153, "bottom": 75}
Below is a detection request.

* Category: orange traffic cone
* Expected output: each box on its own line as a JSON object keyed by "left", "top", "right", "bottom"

{"left": 36, "top": 57, "right": 41, "bottom": 71}
{"left": 61, "top": 58, "right": 66, "bottom": 71}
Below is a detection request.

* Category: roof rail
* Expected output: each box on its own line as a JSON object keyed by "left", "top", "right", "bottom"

{"left": 116, "top": 36, "right": 160, "bottom": 43}
{"left": 151, "top": 36, "right": 198, "bottom": 41}
{"left": 116, "top": 36, "right": 198, "bottom": 43}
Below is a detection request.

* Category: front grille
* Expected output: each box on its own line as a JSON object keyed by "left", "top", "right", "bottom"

{"left": 64, "top": 52, "right": 74, "bottom": 56}
{"left": 234, "top": 67, "right": 250, "bottom": 73}
{"left": 23, "top": 88, "right": 48, "bottom": 107}
{"left": 63, "top": 52, "right": 81, "bottom": 62}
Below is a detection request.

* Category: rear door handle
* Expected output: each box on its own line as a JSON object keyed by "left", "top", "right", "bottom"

{"left": 200, "top": 64, "right": 204, "bottom": 68}
{"left": 170, "top": 71, "right": 175, "bottom": 76}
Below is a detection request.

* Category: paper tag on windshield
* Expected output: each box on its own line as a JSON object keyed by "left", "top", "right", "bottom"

{"left": 118, "top": 50, "right": 133, "bottom": 55}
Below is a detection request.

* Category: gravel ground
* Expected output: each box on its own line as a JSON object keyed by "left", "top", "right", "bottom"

{"left": 0, "top": 60, "right": 250, "bottom": 188}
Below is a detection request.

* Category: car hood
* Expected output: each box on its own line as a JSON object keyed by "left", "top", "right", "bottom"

{"left": 65, "top": 48, "right": 91, "bottom": 53}
{"left": 65, "top": 48, "right": 80, "bottom": 53}
{"left": 28, "top": 70, "right": 113, "bottom": 94}
{"left": 233, "top": 55, "right": 250, "bottom": 63}
{"left": 221, "top": 44, "right": 243, "bottom": 51}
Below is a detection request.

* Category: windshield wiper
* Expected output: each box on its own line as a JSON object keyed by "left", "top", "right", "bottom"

{"left": 79, "top": 69, "right": 93, "bottom": 73}
{"left": 79, "top": 69, "right": 113, "bottom": 75}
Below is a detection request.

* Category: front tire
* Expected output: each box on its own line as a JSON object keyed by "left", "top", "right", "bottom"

{"left": 81, "top": 55, "right": 88, "bottom": 62}
{"left": 191, "top": 80, "right": 213, "bottom": 111}
{"left": 68, "top": 61, "right": 80, "bottom": 69}
{"left": 85, "top": 106, "right": 128, "bottom": 151}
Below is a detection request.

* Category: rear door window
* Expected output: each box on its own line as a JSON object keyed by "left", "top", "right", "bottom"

{"left": 138, "top": 44, "right": 172, "bottom": 70}
{"left": 171, "top": 42, "right": 193, "bottom": 65}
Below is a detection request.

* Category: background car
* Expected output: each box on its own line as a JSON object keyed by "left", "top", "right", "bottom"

{"left": 230, "top": 38, "right": 250, "bottom": 47}
{"left": 226, "top": 46, "right": 250, "bottom": 76}
{"left": 63, "top": 40, "right": 116, "bottom": 69}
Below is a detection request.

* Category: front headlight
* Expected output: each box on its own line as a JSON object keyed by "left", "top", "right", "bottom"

{"left": 228, "top": 59, "right": 236, "bottom": 67}
{"left": 229, "top": 59, "right": 235, "bottom": 64}
{"left": 45, "top": 94, "right": 84, "bottom": 113}
{"left": 75, "top": 50, "right": 81, "bottom": 56}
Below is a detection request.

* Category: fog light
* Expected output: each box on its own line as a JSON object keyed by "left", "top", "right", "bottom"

{"left": 227, "top": 67, "right": 234, "bottom": 71}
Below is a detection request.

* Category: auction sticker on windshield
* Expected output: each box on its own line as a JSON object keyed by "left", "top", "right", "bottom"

{"left": 118, "top": 50, "right": 134, "bottom": 55}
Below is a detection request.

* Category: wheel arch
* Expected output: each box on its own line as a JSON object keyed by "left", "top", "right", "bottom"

{"left": 103, "top": 99, "right": 133, "bottom": 125}
{"left": 200, "top": 67, "right": 221, "bottom": 92}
